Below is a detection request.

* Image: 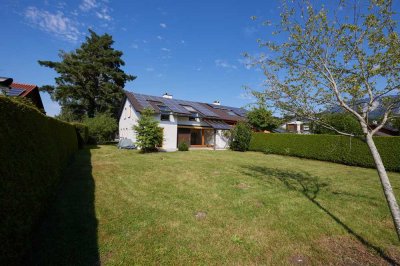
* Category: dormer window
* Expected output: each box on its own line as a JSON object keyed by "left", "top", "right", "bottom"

{"left": 182, "top": 105, "right": 199, "bottom": 121}
{"left": 158, "top": 105, "right": 171, "bottom": 121}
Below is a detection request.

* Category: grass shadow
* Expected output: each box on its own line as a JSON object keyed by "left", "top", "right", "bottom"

{"left": 242, "top": 165, "right": 399, "bottom": 265}
{"left": 28, "top": 147, "right": 99, "bottom": 265}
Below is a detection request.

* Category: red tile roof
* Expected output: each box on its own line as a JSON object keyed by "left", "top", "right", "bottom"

{"left": 10, "top": 82, "right": 38, "bottom": 97}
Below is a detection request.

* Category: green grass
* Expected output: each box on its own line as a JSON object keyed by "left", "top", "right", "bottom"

{"left": 30, "top": 145, "right": 400, "bottom": 265}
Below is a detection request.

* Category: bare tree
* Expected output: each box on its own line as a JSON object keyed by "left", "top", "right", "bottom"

{"left": 248, "top": 0, "right": 400, "bottom": 239}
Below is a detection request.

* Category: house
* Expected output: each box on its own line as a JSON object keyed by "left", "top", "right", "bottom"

{"left": 276, "top": 118, "right": 311, "bottom": 134}
{"left": 119, "top": 91, "right": 247, "bottom": 151}
{"left": 0, "top": 77, "right": 45, "bottom": 113}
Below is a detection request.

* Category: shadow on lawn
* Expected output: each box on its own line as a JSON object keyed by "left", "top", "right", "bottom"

{"left": 28, "top": 147, "right": 100, "bottom": 265}
{"left": 242, "top": 166, "right": 399, "bottom": 265}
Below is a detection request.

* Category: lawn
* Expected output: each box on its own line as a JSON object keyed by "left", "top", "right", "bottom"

{"left": 30, "top": 145, "right": 400, "bottom": 265}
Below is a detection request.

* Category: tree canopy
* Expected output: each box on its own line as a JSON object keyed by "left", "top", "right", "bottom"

{"left": 246, "top": 107, "right": 279, "bottom": 131}
{"left": 39, "top": 29, "right": 135, "bottom": 119}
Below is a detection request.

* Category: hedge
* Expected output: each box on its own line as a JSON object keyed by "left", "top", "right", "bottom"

{"left": 0, "top": 96, "right": 78, "bottom": 264}
{"left": 71, "top": 122, "right": 89, "bottom": 148}
{"left": 249, "top": 133, "right": 400, "bottom": 172}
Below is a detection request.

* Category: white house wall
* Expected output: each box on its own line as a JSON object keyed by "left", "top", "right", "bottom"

{"left": 119, "top": 99, "right": 139, "bottom": 142}
{"left": 159, "top": 114, "right": 178, "bottom": 151}
{"left": 215, "top": 130, "right": 229, "bottom": 149}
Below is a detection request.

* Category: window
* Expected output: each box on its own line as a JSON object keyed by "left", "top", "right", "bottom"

{"left": 161, "top": 114, "right": 170, "bottom": 121}
{"left": 227, "top": 111, "right": 236, "bottom": 116}
{"left": 182, "top": 105, "right": 199, "bottom": 121}
{"left": 157, "top": 105, "right": 171, "bottom": 121}
{"left": 158, "top": 105, "right": 171, "bottom": 113}
{"left": 182, "top": 105, "right": 197, "bottom": 112}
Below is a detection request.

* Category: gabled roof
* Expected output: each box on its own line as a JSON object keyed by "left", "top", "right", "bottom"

{"left": 3, "top": 82, "right": 45, "bottom": 112}
{"left": 124, "top": 91, "right": 247, "bottom": 122}
{"left": 10, "top": 83, "right": 38, "bottom": 97}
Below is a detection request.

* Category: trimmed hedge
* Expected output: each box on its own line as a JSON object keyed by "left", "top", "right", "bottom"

{"left": 0, "top": 96, "right": 78, "bottom": 264}
{"left": 249, "top": 133, "right": 400, "bottom": 172}
{"left": 71, "top": 122, "right": 89, "bottom": 148}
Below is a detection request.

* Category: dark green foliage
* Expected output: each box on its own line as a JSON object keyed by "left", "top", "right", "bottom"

{"left": 83, "top": 113, "right": 117, "bottom": 144}
{"left": 246, "top": 107, "right": 278, "bottom": 131}
{"left": 71, "top": 122, "right": 89, "bottom": 148}
{"left": 312, "top": 113, "right": 363, "bottom": 135}
{"left": 249, "top": 133, "right": 400, "bottom": 172}
{"left": 230, "top": 122, "right": 252, "bottom": 152}
{"left": 0, "top": 96, "right": 78, "bottom": 264}
{"left": 38, "top": 29, "right": 135, "bottom": 119}
{"left": 392, "top": 117, "right": 400, "bottom": 132}
{"left": 133, "top": 108, "right": 163, "bottom": 153}
{"left": 178, "top": 142, "right": 189, "bottom": 151}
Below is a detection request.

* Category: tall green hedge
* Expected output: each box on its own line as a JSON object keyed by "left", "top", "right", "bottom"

{"left": 249, "top": 133, "right": 400, "bottom": 172}
{"left": 71, "top": 122, "right": 89, "bottom": 148}
{"left": 0, "top": 96, "right": 78, "bottom": 264}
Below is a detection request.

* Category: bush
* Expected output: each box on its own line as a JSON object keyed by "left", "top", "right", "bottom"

{"left": 71, "top": 122, "right": 89, "bottom": 148}
{"left": 178, "top": 142, "right": 189, "bottom": 151}
{"left": 0, "top": 96, "right": 78, "bottom": 264}
{"left": 249, "top": 133, "right": 400, "bottom": 172}
{"left": 230, "top": 122, "right": 252, "bottom": 152}
{"left": 133, "top": 108, "right": 163, "bottom": 152}
{"left": 83, "top": 113, "right": 117, "bottom": 144}
{"left": 312, "top": 113, "right": 363, "bottom": 135}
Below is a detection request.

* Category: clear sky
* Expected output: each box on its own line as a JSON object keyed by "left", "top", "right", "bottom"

{"left": 1, "top": 1, "right": 399, "bottom": 116}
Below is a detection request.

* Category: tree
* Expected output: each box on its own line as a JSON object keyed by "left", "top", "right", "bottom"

{"left": 38, "top": 29, "right": 135, "bottom": 119}
{"left": 133, "top": 108, "right": 164, "bottom": 153}
{"left": 312, "top": 113, "right": 363, "bottom": 135}
{"left": 83, "top": 113, "right": 118, "bottom": 144}
{"left": 229, "top": 121, "right": 252, "bottom": 152}
{"left": 246, "top": 107, "right": 279, "bottom": 131}
{"left": 248, "top": 0, "right": 400, "bottom": 239}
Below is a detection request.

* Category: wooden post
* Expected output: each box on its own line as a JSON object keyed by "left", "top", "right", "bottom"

{"left": 213, "top": 129, "right": 216, "bottom": 150}
{"left": 201, "top": 128, "right": 205, "bottom": 146}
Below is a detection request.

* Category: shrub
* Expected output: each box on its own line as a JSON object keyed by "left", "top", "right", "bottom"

{"left": 0, "top": 96, "right": 78, "bottom": 264}
{"left": 83, "top": 113, "right": 117, "bottom": 144}
{"left": 133, "top": 108, "right": 163, "bottom": 152}
{"left": 312, "top": 113, "right": 363, "bottom": 135}
{"left": 178, "top": 142, "right": 189, "bottom": 151}
{"left": 71, "top": 122, "right": 89, "bottom": 148}
{"left": 249, "top": 133, "right": 400, "bottom": 172}
{"left": 230, "top": 122, "right": 252, "bottom": 152}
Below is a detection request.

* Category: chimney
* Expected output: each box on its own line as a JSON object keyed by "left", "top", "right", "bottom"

{"left": 212, "top": 100, "right": 221, "bottom": 106}
{"left": 162, "top": 93, "right": 173, "bottom": 99}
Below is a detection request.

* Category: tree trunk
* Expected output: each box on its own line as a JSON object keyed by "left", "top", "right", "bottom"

{"left": 365, "top": 134, "right": 400, "bottom": 240}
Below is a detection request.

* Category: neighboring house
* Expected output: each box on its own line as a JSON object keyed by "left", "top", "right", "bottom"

{"left": 0, "top": 77, "right": 45, "bottom": 113}
{"left": 119, "top": 91, "right": 247, "bottom": 151}
{"left": 276, "top": 118, "right": 311, "bottom": 134}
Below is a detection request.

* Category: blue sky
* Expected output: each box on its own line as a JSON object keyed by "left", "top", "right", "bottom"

{"left": 1, "top": 0, "right": 280, "bottom": 116}
{"left": 1, "top": 1, "right": 399, "bottom": 116}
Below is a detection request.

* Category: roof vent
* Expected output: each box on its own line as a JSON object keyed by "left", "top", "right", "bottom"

{"left": 212, "top": 100, "right": 221, "bottom": 106}
{"left": 163, "top": 93, "right": 173, "bottom": 99}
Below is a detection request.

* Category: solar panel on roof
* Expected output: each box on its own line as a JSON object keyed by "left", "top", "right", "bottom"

{"left": 133, "top": 93, "right": 220, "bottom": 116}
{"left": 204, "top": 119, "right": 232, "bottom": 130}
{"left": 6, "top": 88, "right": 25, "bottom": 96}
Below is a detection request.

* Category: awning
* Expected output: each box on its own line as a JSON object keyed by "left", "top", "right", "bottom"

{"left": 204, "top": 119, "right": 232, "bottom": 130}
